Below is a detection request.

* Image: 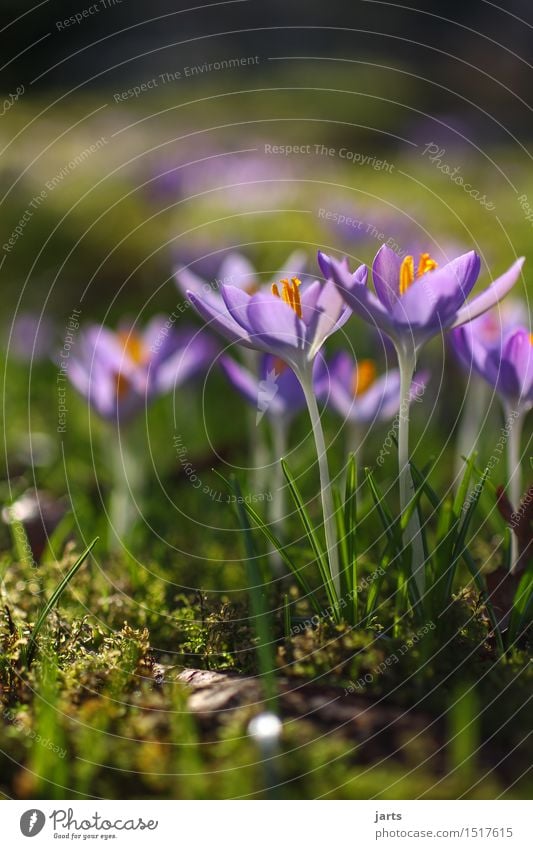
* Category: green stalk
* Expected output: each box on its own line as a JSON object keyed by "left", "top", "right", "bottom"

{"left": 299, "top": 371, "right": 341, "bottom": 598}
{"left": 504, "top": 403, "right": 523, "bottom": 574}
{"left": 397, "top": 346, "right": 425, "bottom": 594}
{"left": 108, "top": 421, "right": 146, "bottom": 550}
{"left": 269, "top": 415, "right": 288, "bottom": 534}
{"left": 268, "top": 416, "right": 288, "bottom": 577}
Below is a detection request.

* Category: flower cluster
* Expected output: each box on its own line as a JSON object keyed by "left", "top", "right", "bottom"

{"left": 55, "top": 238, "right": 526, "bottom": 582}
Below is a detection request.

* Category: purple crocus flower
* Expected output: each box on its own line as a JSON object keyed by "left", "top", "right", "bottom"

{"left": 186, "top": 255, "right": 364, "bottom": 599}
{"left": 452, "top": 308, "right": 533, "bottom": 411}
{"left": 68, "top": 317, "right": 216, "bottom": 421}
{"left": 321, "top": 244, "right": 524, "bottom": 590}
{"left": 452, "top": 307, "right": 532, "bottom": 574}
{"left": 450, "top": 300, "right": 527, "bottom": 489}
{"left": 317, "top": 352, "right": 428, "bottom": 423}
{"left": 220, "top": 353, "right": 306, "bottom": 424}
{"left": 320, "top": 244, "right": 524, "bottom": 352}
{"left": 184, "top": 265, "right": 357, "bottom": 375}
{"left": 176, "top": 250, "right": 306, "bottom": 311}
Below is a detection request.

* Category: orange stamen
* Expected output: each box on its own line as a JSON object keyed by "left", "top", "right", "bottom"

{"left": 352, "top": 360, "right": 377, "bottom": 397}
{"left": 399, "top": 256, "right": 415, "bottom": 296}
{"left": 271, "top": 277, "right": 302, "bottom": 318}
{"left": 417, "top": 252, "right": 438, "bottom": 277}
{"left": 118, "top": 330, "right": 148, "bottom": 365}
{"left": 399, "top": 252, "right": 438, "bottom": 296}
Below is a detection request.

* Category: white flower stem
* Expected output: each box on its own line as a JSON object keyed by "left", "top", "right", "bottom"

{"left": 108, "top": 421, "right": 146, "bottom": 551}
{"left": 243, "top": 349, "right": 270, "bottom": 495}
{"left": 268, "top": 415, "right": 288, "bottom": 576}
{"left": 269, "top": 415, "right": 288, "bottom": 532}
{"left": 397, "top": 347, "right": 425, "bottom": 594}
{"left": 300, "top": 373, "right": 341, "bottom": 598}
{"left": 504, "top": 403, "right": 523, "bottom": 574}
{"left": 454, "top": 377, "right": 489, "bottom": 492}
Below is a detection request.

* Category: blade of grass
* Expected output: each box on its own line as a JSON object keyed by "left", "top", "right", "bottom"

{"left": 333, "top": 485, "right": 349, "bottom": 603}
{"left": 344, "top": 453, "right": 358, "bottom": 620}
{"left": 281, "top": 459, "right": 340, "bottom": 620}
{"left": 212, "top": 468, "right": 322, "bottom": 616}
{"left": 508, "top": 567, "right": 533, "bottom": 644}
{"left": 230, "top": 476, "right": 277, "bottom": 710}
{"left": 26, "top": 537, "right": 98, "bottom": 667}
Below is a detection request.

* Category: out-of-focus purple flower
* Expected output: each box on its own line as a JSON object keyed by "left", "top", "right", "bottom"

{"left": 181, "top": 151, "right": 297, "bottom": 209}
{"left": 220, "top": 353, "right": 307, "bottom": 424}
{"left": 176, "top": 250, "right": 306, "bottom": 303}
{"left": 452, "top": 312, "right": 533, "bottom": 412}
{"left": 316, "top": 352, "right": 428, "bottom": 423}
{"left": 186, "top": 262, "right": 358, "bottom": 373}
{"left": 321, "top": 244, "right": 525, "bottom": 352}
{"left": 147, "top": 148, "right": 297, "bottom": 208}
{"left": 8, "top": 313, "right": 55, "bottom": 362}
{"left": 67, "top": 317, "right": 216, "bottom": 421}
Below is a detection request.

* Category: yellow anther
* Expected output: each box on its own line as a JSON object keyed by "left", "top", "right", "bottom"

{"left": 399, "top": 253, "right": 438, "bottom": 296}
{"left": 530, "top": 333, "right": 533, "bottom": 345}
{"left": 352, "top": 359, "right": 377, "bottom": 397}
{"left": 271, "top": 276, "right": 302, "bottom": 318}
{"left": 118, "top": 330, "right": 147, "bottom": 365}
{"left": 417, "top": 253, "right": 438, "bottom": 277}
{"left": 399, "top": 256, "right": 415, "bottom": 296}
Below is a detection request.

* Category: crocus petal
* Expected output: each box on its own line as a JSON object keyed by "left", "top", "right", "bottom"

{"left": 245, "top": 292, "right": 307, "bottom": 363}
{"left": 221, "top": 284, "right": 255, "bottom": 329}
{"left": 300, "top": 280, "right": 322, "bottom": 324}
{"left": 355, "top": 370, "right": 402, "bottom": 422}
{"left": 187, "top": 289, "right": 256, "bottom": 349}
{"left": 372, "top": 244, "right": 402, "bottom": 308}
{"left": 267, "top": 354, "right": 306, "bottom": 415}
{"left": 328, "top": 257, "right": 397, "bottom": 340}
{"left": 452, "top": 323, "right": 499, "bottom": 385}
{"left": 392, "top": 250, "right": 481, "bottom": 331}
{"left": 307, "top": 279, "right": 350, "bottom": 361}
{"left": 317, "top": 250, "right": 333, "bottom": 279}
{"left": 175, "top": 266, "right": 209, "bottom": 297}
{"left": 451, "top": 257, "right": 525, "bottom": 329}
{"left": 154, "top": 335, "right": 217, "bottom": 394}
{"left": 505, "top": 330, "right": 533, "bottom": 399}
{"left": 277, "top": 250, "right": 307, "bottom": 280}
{"left": 492, "top": 328, "right": 533, "bottom": 403}
{"left": 218, "top": 253, "right": 257, "bottom": 291}
{"left": 141, "top": 315, "right": 170, "bottom": 352}
{"left": 220, "top": 354, "right": 285, "bottom": 414}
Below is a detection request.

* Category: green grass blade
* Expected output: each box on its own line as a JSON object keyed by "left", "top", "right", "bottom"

{"left": 26, "top": 537, "right": 98, "bottom": 667}
{"left": 508, "top": 567, "right": 533, "bottom": 644}
{"left": 344, "top": 453, "right": 358, "bottom": 617}
{"left": 230, "top": 476, "right": 277, "bottom": 710}
{"left": 449, "top": 468, "right": 489, "bottom": 599}
{"left": 365, "top": 467, "right": 401, "bottom": 550}
{"left": 212, "top": 468, "right": 322, "bottom": 615}
{"left": 333, "top": 485, "right": 349, "bottom": 600}
{"left": 281, "top": 458, "right": 339, "bottom": 618}
{"left": 452, "top": 452, "right": 477, "bottom": 520}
